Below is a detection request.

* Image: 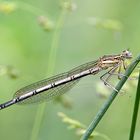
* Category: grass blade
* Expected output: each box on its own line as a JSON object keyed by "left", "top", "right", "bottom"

{"left": 129, "top": 71, "right": 140, "bottom": 140}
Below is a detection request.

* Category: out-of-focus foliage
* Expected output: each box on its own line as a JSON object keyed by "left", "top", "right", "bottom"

{"left": 0, "top": 1, "right": 17, "bottom": 14}
{"left": 37, "top": 16, "right": 54, "bottom": 31}
{"left": 0, "top": 65, "right": 19, "bottom": 78}
{"left": 87, "top": 17, "right": 123, "bottom": 31}
{"left": 58, "top": 112, "right": 111, "bottom": 140}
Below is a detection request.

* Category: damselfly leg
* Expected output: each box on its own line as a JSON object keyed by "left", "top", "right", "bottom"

{"left": 100, "top": 61, "right": 129, "bottom": 92}
{"left": 107, "top": 63, "right": 128, "bottom": 80}
{"left": 100, "top": 64, "right": 121, "bottom": 92}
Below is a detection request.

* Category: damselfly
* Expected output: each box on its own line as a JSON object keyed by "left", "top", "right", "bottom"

{"left": 0, "top": 50, "right": 132, "bottom": 110}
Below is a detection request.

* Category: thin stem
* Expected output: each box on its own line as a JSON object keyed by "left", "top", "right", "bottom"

{"left": 29, "top": 9, "right": 67, "bottom": 140}
{"left": 129, "top": 71, "right": 140, "bottom": 140}
{"left": 81, "top": 54, "right": 140, "bottom": 140}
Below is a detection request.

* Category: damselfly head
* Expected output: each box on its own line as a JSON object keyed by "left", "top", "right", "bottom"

{"left": 122, "top": 50, "right": 132, "bottom": 59}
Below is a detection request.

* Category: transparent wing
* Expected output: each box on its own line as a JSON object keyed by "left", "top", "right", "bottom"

{"left": 14, "top": 60, "right": 98, "bottom": 105}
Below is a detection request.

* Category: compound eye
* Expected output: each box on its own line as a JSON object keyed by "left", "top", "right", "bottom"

{"left": 123, "top": 50, "right": 132, "bottom": 58}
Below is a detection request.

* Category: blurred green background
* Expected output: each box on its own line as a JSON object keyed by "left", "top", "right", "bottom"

{"left": 0, "top": 0, "right": 140, "bottom": 140}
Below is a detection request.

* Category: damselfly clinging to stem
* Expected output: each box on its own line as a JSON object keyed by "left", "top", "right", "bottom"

{"left": 0, "top": 50, "right": 132, "bottom": 110}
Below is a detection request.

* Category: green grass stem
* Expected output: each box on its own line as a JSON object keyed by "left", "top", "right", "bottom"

{"left": 129, "top": 71, "right": 140, "bottom": 140}
{"left": 29, "top": 9, "right": 67, "bottom": 140}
